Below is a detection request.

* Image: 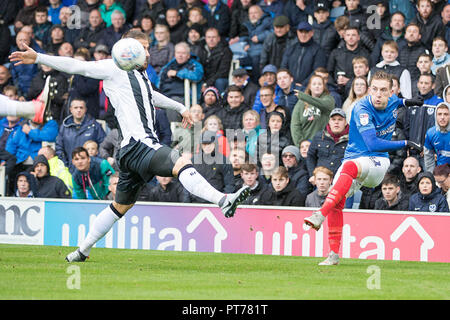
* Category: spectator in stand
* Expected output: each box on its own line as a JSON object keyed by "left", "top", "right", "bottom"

{"left": 97, "top": 9, "right": 130, "bottom": 52}
{"left": 201, "top": 86, "right": 222, "bottom": 121}
{"left": 10, "top": 30, "right": 44, "bottom": 98}
{"left": 229, "top": 147, "right": 247, "bottom": 191}
{"left": 14, "top": 171, "right": 38, "bottom": 198}
{"left": 370, "top": 11, "right": 407, "bottom": 67}
{"left": 157, "top": 42, "right": 204, "bottom": 121}
{"left": 433, "top": 162, "right": 450, "bottom": 208}
{"left": 313, "top": 67, "right": 343, "bottom": 109}
{"left": 33, "top": 6, "right": 52, "bottom": 48}
{"left": 231, "top": 68, "right": 259, "bottom": 108}
{"left": 149, "top": 24, "right": 174, "bottom": 74}
{"left": 241, "top": 5, "right": 272, "bottom": 82}
{"left": 334, "top": 15, "right": 350, "bottom": 44}
{"left": 0, "top": 66, "right": 13, "bottom": 93}
{"left": 398, "top": 23, "right": 429, "bottom": 82}
{"left": 412, "top": 53, "right": 433, "bottom": 96}
{"left": 99, "top": 0, "right": 126, "bottom": 27}
{"left": 368, "top": 40, "right": 412, "bottom": 99}
{"left": 74, "top": 9, "right": 106, "bottom": 56}
{"left": 299, "top": 139, "right": 310, "bottom": 160}
{"left": 435, "top": 65, "right": 450, "bottom": 99}
{"left": 104, "top": 171, "right": 118, "bottom": 200}
{"left": 48, "top": 0, "right": 64, "bottom": 25}
{"left": 14, "top": 0, "right": 38, "bottom": 32}
{"left": 306, "top": 108, "right": 349, "bottom": 179}
{"left": 166, "top": 8, "right": 188, "bottom": 45}
{"left": 217, "top": 85, "right": 250, "bottom": 131}
{"left": 38, "top": 145, "right": 73, "bottom": 193}
{"left": 138, "top": 15, "right": 156, "bottom": 45}
{"left": 342, "top": 0, "right": 374, "bottom": 51}
{"left": 280, "top": 21, "right": 326, "bottom": 87}
{"left": 190, "top": 131, "right": 235, "bottom": 202}
{"left": 58, "top": 6, "right": 81, "bottom": 45}
{"left": 57, "top": 42, "right": 74, "bottom": 57}
{"left": 282, "top": 0, "right": 310, "bottom": 29}
{"left": 83, "top": 140, "right": 99, "bottom": 158}
{"left": 291, "top": 74, "right": 335, "bottom": 144}
{"left": 99, "top": 127, "right": 120, "bottom": 171}
{"left": 239, "top": 163, "right": 270, "bottom": 205}
{"left": 71, "top": 146, "right": 114, "bottom": 200}
{"left": 266, "top": 166, "right": 306, "bottom": 206}
{"left": 411, "top": 0, "right": 445, "bottom": 51}
{"left": 136, "top": 0, "right": 166, "bottom": 25}
{"left": 281, "top": 145, "right": 311, "bottom": 195}
{"left": 229, "top": 0, "right": 252, "bottom": 43}
{"left": 186, "top": 7, "right": 208, "bottom": 35}
{"left": 305, "top": 166, "right": 333, "bottom": 208}
{"left": 259, "top": 15, "right": 295, "bottom": 71}
{"left": 31, "top": 154, "right": 71, "bottom": 198}
{"left": 146, "top": 176, "right": 191, "bottom": 202}
{"left": 374, "top": 174, "right": 410, "bottom": 211}
{"left": 400, "top": 156, "right": 422, "bottom": 197}
{"left": 424, "top": 102, "right": 450, "bottom": 173}
{"left": 69, "top": 48, "right": 101, "bottom": 120}
{"left": 252, "top": 64, "right": 281, "bottom": 114}
{"left": 178, "top": 0, "right": 204, "bottom": 23}
{"left": 276, "top": 68, "right": 298, "bottom": 114}
{"left": 202, "top": 114, "right": 230, "bottom": 157}
{"left": 254, "top": 85, "right": 278, "bottom": 129}
{"left": 443, "top": 3, "right": 450, "bottom": 45}
{"left": 199, "top": 27, "right": 232, "bottom": 93}
{"left": 186, "top": 23, "right": 204, "bottom": 58}
{"left": 342, "top": 76, "right": 368, "bottom": 120}
{"left": 56, "top": 98, "right": 106, "bottom": 172}
{"left": 404, "top": 73, "right": 443, "bottom": 160}
{"left": 5, "top": 115, "right": 58, "bottom": 174}
{"left": 258, "top": 0, "right": 284, "bottom": 16}
{"left": 408, "top": 171, "right": 449, "bottom": 212}
{"left": 259, "top": 151, "right": 278, "bottom": 186}
{"left": 203, "top": 0, "right": 230, "bottom": 37}
{"left": 431, "top": 37, "right": 450, "bottom": 75}
{"left": 312, "top": 1, "right": 339, "bottom": 59}
{"left": 45, "top": 25, "right": 65, "bottom": 54}
{"left": 367, "top": 0, "right": 391, "bottom": 40}
{"left": 327, "top": 26, "right": 371, "bottom": 92}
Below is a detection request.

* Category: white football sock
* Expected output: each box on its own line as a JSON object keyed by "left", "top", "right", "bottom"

{"left": 178, "top": 166, "right": 225, "bottom": 205}
{"left": 79, "top": 204, "right": 121, "bottom": 256}
{"left": 0, "top": 94, "right": 35, "bottom": 118}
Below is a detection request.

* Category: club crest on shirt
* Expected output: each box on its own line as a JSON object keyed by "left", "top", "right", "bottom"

{"left": 359, "top": 113, "right": 369, "bottom": 126}
{"left": 429, "top": 204, "right": 437, "bottom": 212}
{"left": 392, "top": 109, "right": 398, "bottom": 118}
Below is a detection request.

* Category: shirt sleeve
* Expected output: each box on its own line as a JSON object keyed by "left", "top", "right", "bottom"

{"left": 35, "top": 54, "right": 114, "bottom": 80}
{"left": 152, "top": 90, "right": 188, "bottom": 114}
{"left": 353, "top": 103, "right": 375, "bottom": 134}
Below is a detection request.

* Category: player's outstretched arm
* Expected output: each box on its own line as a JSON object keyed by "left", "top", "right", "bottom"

{"left": 9, "top": 44, "right": 112, "bottom": 80}
{"left": 361, "top": 129, "right": 422, "bottom": 153}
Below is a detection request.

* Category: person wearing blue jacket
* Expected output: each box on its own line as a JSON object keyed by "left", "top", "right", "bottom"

{"left": 408, "top": 171, "right": 450, "bottom": 213}
{"left": 5, "top": 119, "right": 58, "bottom": 166}
{"left": 56, "top": 98, "right": 106, "bottom": 173}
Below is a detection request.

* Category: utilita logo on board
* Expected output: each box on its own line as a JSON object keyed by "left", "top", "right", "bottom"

{"left": 0, "top": 200, "right": 45, "bottom": 245}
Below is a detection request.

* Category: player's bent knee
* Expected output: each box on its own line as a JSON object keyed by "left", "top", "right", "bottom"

{"left": 111, "top": 201, "right": 134, "bottom": 216}
{"left": 173, "top": 157, "right": 192, "bottom": 177}
{"left": 342, "top": 160, "right": 360, "bottom": 179}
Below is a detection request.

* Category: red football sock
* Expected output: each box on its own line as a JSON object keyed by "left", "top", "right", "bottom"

{"left": 327, "top": 197, "right": 345, "bottom": 254}
{"left": 320, "top": 161, "right": 358, "bottom": 217}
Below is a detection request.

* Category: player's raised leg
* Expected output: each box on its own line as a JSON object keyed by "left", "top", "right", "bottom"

{"left": 0, "top": 76, "right": 50, "bottom": 124}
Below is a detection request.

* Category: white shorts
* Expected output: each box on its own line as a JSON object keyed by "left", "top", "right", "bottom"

{"left": 333, "top": 156, "right": 391, "bottom": 198}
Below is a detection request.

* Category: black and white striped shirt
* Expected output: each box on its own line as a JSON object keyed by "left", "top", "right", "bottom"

{"left": 36, "top": 54, "right": 187, "bottom": 149}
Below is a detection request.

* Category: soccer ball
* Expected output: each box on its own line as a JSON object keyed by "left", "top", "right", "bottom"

{"left": 111, "top": 38, "right": 147, "bottom": 71}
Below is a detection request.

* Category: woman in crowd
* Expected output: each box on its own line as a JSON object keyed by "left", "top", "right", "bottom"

{"left": 408, "top": 172, "right": 450, "bottom": 213}
{"left": 342, "top": 76, "right": 368, "bottom": 120}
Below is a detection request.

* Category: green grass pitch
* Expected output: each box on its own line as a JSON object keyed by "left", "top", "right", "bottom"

{"left": 0, "top": 243, "right": 449, "bottom": 300}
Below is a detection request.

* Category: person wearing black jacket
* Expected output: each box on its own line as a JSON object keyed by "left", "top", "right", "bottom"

{"left": 229, "top": 0, "right": 251, "bottom": 40}
{"left": 216, "top": 85, "right": 250, "bottom": 131}
{"left": 342, "top": 0, "right": 374, "bottom": 51}
{"left": 312, "top": 2, "right": 339, "bottom": 59}
{"left": 239, "top": 163, "right": 270, "bottom": 205}
{"left": 265, "top": 166, "right": 306, "bottom": 206}
{"left": 73, "top": 9, "right": 106, "bottom": 56}
{"left": 411, "top": 0, "right": 445, "bottom": 51}
{"left": 408, "top": 171, "right": 450, "bottom": 212}
{"left": 166, "top": 8, "right": 188, "bottom": 44}
{"left": 281, "top": 145, "right": 312, "bottom": 195}
{"left": 14, "top": 171, "right": 38, "bottom": 198}
{"left": 398, "top": 23, "right": 428, "bottom": 82}
{"left": 203, "top": 0, "right": 230, "bottom": 37}
{"left": 374, "top": 174, "right": 410, "bottom": 211}
{"left": 146, "top": 176, "right": 191, "bottom": 202}
{"left": 31, "top": 154, "right": 71, "bottom": 199}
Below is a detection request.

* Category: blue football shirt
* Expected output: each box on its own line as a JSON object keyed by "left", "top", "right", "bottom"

{"left": 344, "top": 94, "right": 402, "bottom": 160}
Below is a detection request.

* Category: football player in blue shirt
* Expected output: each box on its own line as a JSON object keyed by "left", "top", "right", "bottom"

{"left": 304, "top": 71, "right": 424, "bottom": 265}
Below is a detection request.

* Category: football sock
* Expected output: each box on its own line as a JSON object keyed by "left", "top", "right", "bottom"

{"left": 79, "top": 204, "right": 122, "bottom": 257}
{"left": 177, "top": 165, "right": 225, "bottom": 205}
{"left": 0, "top": 94, "right": 35, "bottom": 118}
{"left": 321, "top": 160, "right": 358, "bottom": 217}
{"left": 327, "top": 197, "right": 345, "bottom": 254}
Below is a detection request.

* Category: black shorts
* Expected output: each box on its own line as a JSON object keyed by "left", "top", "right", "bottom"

{"left": 115, "top": 139, "right": 181, "bottom": 205}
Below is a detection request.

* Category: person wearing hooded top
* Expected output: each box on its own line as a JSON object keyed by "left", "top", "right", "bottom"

{"left": 201, "top": 86, "right": 222, "bottom": 121}
{"left": 31, "top": 154, "right": 71, "bottom": 198}
{"left": 424, "top": 102, "right": 450, "bottom": 173}
{"left": 264, "top": 166, "right": 306, "bottom": 206}
{"left": 14, "top": 171, "right": 38, "bottom": 198}
{"left": 408, "top": 171, "right": 449, "bottom": 212}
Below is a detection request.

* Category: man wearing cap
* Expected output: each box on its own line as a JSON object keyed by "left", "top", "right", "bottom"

{"left": 281, "top": 145, "right": 312, "bottom": 195}
{"left": 312, "top": 1, "right": 339, "bottom": 59}
{"left": 73, "top": 9, "right": 106, "bottom": 56}
{"left": 280, "top": 21, "right": 326, "bottom": 86}
{"left": 259, "top": 15, "right": 296, "bottom": 70}
{"left": 252, "top": 64, "right": 281, "bottom": 114}
{"left": 191, "top": 130, "right": 235, "bottom": 202}
{"left": 232, "top": 68, "right": 259, "bottom": 108}
{"left": 306, "top": 108, "right": 349, "bottom": 180}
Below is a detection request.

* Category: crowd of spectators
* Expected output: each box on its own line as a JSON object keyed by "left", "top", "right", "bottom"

{"left": 1, "top": 0, "right": 450, "bottom": 213}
